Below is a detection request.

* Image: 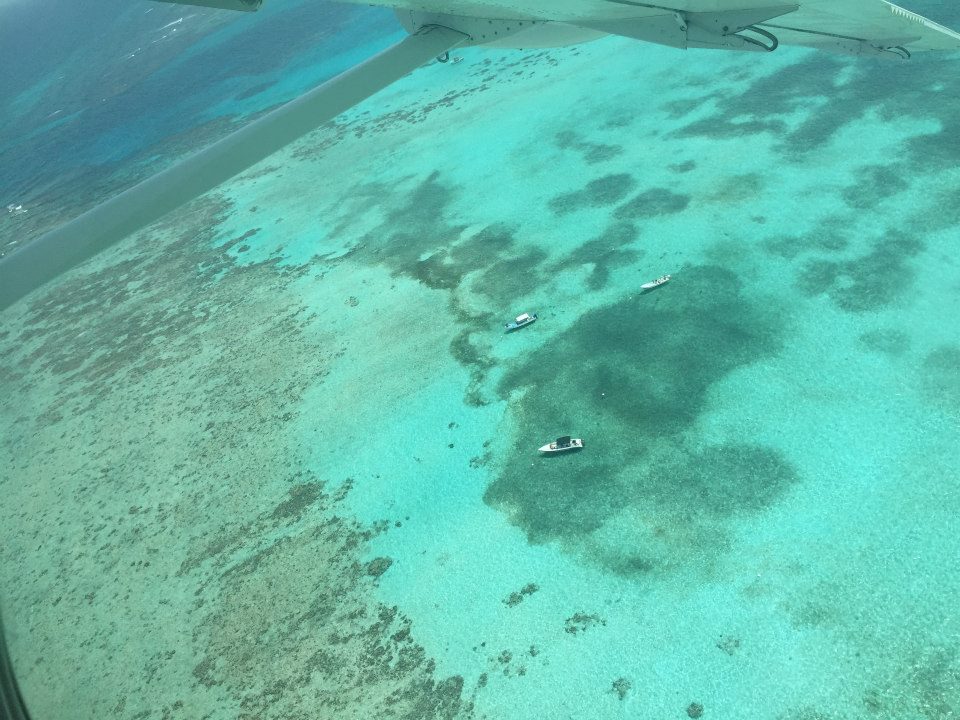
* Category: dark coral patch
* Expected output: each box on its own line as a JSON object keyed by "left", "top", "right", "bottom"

{"left": 905, "top": 182, "right": 960, "bottom": 235}
{"left": 795, "top": 231, "right": 924, "bottom": 312}
{"left": 484, "top": 265, "right": 797, "bottom": 574}
{"left": 763, "top": 223, "right": 848, "bottom": 260}
{"left": 548, "top": 173, "right": 637, "bottom": 215}
{"left": 672, "top": 111, "right": 786, "bottom": 140}
{"left": 13, "top": 198, "right": 316, "bottom": 412}
{"left": 648, "top": 444, "right": 793, "bottom": 517}
{"left": 782, "top": 590, "right": 842, "bottom": 630}
{"left": 271, "top": 482, "right": 324, "bottom": 522}
{"left": 662, "top": 43, "right": 960, "bottom": 175}
{"left": 669, "top": 160, "right": 697, "bottom": 174}
{"left": 583, "top": 143, "right": 623, "bottom": 164}
{"left": 705, "top": 173, "right": 765, "bottom": 205}
{"left": 862, "top": 644, "right": 960, "bottom": 720}
{"left": 550, "top": 222, "right": 642, "bottom": 291}
{"left": 564, "top": 612, "right": 606, "bottom": 635}
{"left": 585, "top": 265, "right": 610, "bottom": 290}
{"left": 898, "top": 645, "right": 960, "bottom": 720}
{"left": 411, "top": 253, "right": 467, "bottom": 290}
{"left": 554, "top": 130, "right": 579, "bottom": 149}
{"left": 450, "top": 329, "right": 494, "bottom": 371}
{"left": 224, "top": 228, "right": 261, "bottom": 250}
{"left": 502, "top": 583, "right": 539, "bottom": 608}
{"left": 339, "top": 171, "right": 466, "bottom": 281}
{"left": 331, "top": 174, "right": 545, "bottom": 399}
{"left": 666, "top": 54, "right": 848, "bottom": 152}
{"left": 553, "top": 130, "right": 623, "bottom": 164}
{"left": 571, "top": 222, "right": 639, "bottom": 257}
{"left": 614, "top": 188, "right": 690, "bottom": 220}
{"left": 841, "top": 164, "right": 909, "bottom": 210}
{"left": 365, "top": 556, "right": 393, "bottom": 578}
{"left": 920, "top": 345, "right": 960, "bottom": 410}
{"left": 335, "top": 173, "right": 550, "bottom": 312}
{"left": 612, "top": 677, "right": 631, "bottom": 700}
{"left": 473, "top": 248, "right": 549, "bottom": 306}
{"left": 859, "top": 328, "right": 910, "bottom": 356}
{"left": 775, "top": 710, "right": 830, "bottom": 720}
{"left": 661, "top": 97, "right": 704, "bottom": 119}
{"left": 411, "top": 225, "right": 519, "bottom": 292}
{"left": 716, "top": 635, "right": 740, "bottom": 655}
{"left": 449, "top": 225, "right": 516, "bottom": 269}
{"left": 191, "top": 511, "right": 471, "bottom": 719}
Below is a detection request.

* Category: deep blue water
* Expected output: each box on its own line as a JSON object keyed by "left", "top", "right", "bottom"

{"left": 0, "top": 0, "right": 398, "bottom": 211}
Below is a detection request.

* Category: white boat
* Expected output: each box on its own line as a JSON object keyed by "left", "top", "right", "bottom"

{"left": 641, "top": 274, "right": 671, "bottom": 290}
{"left": 505, "top": 312, "right": 537, "bottom": 332}
{"left": 538, "top": 436, "right": 584, "bottom": 454}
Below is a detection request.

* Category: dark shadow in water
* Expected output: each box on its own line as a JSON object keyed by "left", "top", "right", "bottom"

{"left": 795, "top": 231, "right": 924, "bottom": 312}
{"left": 920, "top": 344, "right": 960, "bottom": 411}
{"left": 614, "top": 188, "right": 691, "bottom": 220}
{"left": 841, "top": 164, "right": 909, "bottom": 210}
{"left": 664, "top": 45, "right": 960, "bottom": 177}
{"left": 483, "top": 264, "right": 799, "bottom": 577}
{"left": 549, "top": 221, "right": 642, "bottom": 291}
{"left": 858, "top": 328, "right": 911, "bottom": 356}
{"left": 762, "top": 218, "right": 849, "bottom": 260}
{"left": 553, "top": 130, "right": 624, "bottom": 165}
{"left": 548, "top": 173, "right": 637, "bottom": 215}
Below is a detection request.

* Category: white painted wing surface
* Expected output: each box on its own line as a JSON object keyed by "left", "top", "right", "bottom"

{"left": 331, "top": 0, "right": 960, "bottom": 52}
{"left": 759, "top": 0, "right": 960, "bottom": 53}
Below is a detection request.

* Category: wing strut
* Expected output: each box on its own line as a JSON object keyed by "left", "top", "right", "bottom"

{"left": 0, "top": 24, "right": 467, "bottom": 311}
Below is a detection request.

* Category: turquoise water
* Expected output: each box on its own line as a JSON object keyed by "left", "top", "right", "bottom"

{"left": 2, "top": 3, "right": 960, "bottom": 719}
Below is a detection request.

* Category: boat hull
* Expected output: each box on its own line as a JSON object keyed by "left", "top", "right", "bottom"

{"left": 641, "top": 275, "right": 671, "bottom": 290}
{"left": 505, "top": 314, "right": 537, "bottom": 332}
{"left": 538, "top": 439, "right": 584, "bottom": 453}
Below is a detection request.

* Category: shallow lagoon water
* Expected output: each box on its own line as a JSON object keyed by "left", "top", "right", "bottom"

{"left": 1, "top": 3, "right": 960, "bottom": 719}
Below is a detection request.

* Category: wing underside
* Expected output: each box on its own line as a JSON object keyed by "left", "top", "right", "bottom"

{"left": 759, "top": 1, "right": 960, "bottom": 53}
{"left": 331, "top": 0, "right": 960, "bottom": 53}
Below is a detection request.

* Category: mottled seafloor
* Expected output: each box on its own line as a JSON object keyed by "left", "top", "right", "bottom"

{"left": 2, "top": 4, "right": 960, "bottom": 720}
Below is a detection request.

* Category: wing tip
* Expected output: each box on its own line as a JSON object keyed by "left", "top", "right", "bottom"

{"left": 884, "top": 1, "right": 960, "bottom": 51}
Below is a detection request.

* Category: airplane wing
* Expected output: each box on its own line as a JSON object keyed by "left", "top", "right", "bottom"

{"left": 569, "top": 0, "right": 960, "bottom": 56}
{"left": 756, "top": 1, "right": 960, "bottom": 55}
{"left": 151, "top": 0, "right": 960, "bottom": 54}
{"left": 328, "top": 0, "right": 960, "bottom": 59}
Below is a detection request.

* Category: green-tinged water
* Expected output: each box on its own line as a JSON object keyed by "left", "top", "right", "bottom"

{"left": 2, "top": 15, "right": 960, "bottom": 720}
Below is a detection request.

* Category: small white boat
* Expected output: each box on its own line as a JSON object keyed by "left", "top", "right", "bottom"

{"left": 538, "top": 436, "right": 584, "bottom": 454}
{"left": 505, "top": 312, "right": 537, "bottom": 332}
{"left": 641, "top": 274, "right": 671, "bottom": 290}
